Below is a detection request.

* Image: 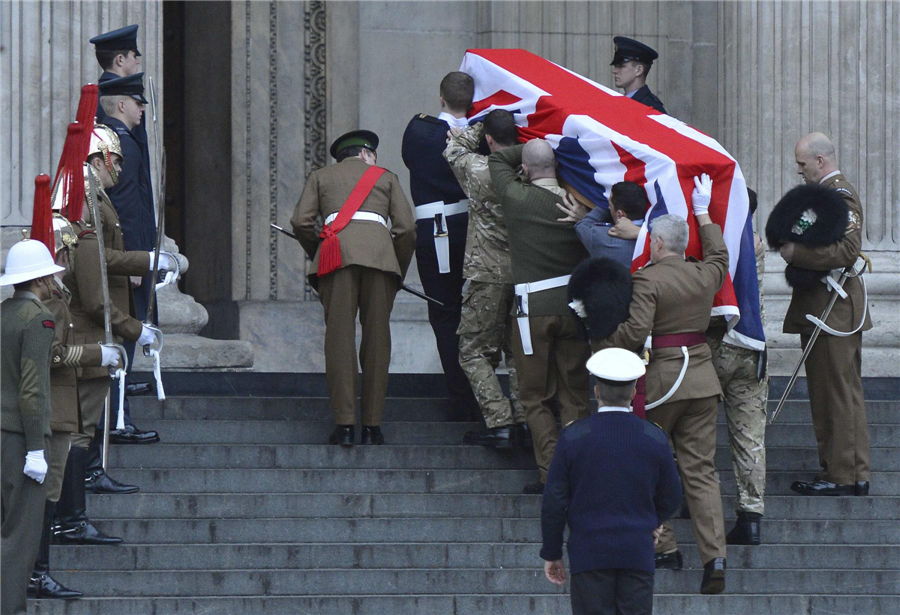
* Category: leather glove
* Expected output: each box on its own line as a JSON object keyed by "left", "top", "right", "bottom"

{"left": 691, "top": 173, "right": 713, "bottom": 216}
{"left": 149, "top": 251, "right": 173, "bottom": 272}
{"left": 138, "top": 325, "right": 158, "bottom": 347}
{"left": 101, "top": 345, "right": 121, "bottom": 368}
{"left": 24, "top": 450, "right": 48, "bottom": 483}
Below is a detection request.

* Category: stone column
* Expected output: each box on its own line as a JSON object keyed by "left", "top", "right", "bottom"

{"left": 716, "top": 0, "right": 900, "bottom": 377}
{"left": 1, "top": 0, "right": 252, "bottom": 370}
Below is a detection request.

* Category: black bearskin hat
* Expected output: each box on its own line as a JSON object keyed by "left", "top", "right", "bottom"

{"left": 567, "top": 257, "right": 632, "bottom": 340}
{"left": 765, "top": 184, "right": 849, "bottom": 289}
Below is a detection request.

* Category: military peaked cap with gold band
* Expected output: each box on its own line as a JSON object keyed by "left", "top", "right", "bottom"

{"left": 329, "top": 130, "right": 379, "bottom": 160}
{"left": 611, "top": 36, "right": 659, "bottom": 66}
{"left": 89, "top": 24, "right": 141, "bottom": 56}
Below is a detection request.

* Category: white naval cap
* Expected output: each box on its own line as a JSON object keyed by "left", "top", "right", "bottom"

{"left": 586, "top": 348, "right": 646, "bottom": 382}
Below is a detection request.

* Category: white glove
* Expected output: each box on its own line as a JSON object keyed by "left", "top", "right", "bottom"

{"left": 101, "top": 345, "right": 121, "bottom": 368}
{"left": 149, "top": 251, "right": 173, "bottom": 272}
{"left": 692, "top": 173, "right": 713, "bottom": 216}
{"left": 138, "top": 325, "right": 158, "bottom": 347}
{"left": 24, "top": 450, "right": 48, "bottom": 483}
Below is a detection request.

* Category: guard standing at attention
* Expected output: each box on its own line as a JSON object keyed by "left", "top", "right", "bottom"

{"left": 611, "top": 36, "right": 666, "bottom": 114}
{"left": 292, "top": 130, "right": 416, "bottom": 447}
{"left": 402, "top": 72, "right": 481, "bottom": 421}
{"left": 2, "top": 239, "right": 61, "bottom": 615}
{"left": 595, "top": 175, "right": 729, "bottom": 594}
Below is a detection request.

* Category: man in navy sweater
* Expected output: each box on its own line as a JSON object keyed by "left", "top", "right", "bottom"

{"left": 541, "top": 348, "right": 683, "bottom": 615}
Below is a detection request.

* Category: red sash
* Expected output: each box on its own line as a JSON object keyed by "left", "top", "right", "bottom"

{"left": 317, "top": 166, "right": 386, "bottom": 276}
{"left": 632, "top": 332, "right": 708, "bottom": 418}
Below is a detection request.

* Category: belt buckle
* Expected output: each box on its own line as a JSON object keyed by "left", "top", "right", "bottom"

{"left": 433, "top": 213, "right": 448, "bottom": 238}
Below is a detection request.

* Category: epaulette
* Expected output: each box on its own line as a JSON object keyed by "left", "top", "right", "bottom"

{"left": 642, "top": 420, "right": 669, "bottom": 446}
{"left": 413, "top": 114, "right": 443, "bottom": 125}
{"left": 560, "top": 416, "right": 592, "bottom": 441}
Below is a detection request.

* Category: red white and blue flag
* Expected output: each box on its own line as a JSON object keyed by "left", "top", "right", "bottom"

{"left": 460, "top": 49, "right": 765, "bottom": 350}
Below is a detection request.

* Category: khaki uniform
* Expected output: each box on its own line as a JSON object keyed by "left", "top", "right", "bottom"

{"left": 42, "top": 278, "right": 104, "bottom": 502}
{"left": 64, "top": 189, "right": 150, "bottom": 446}
{"left": 598, "top": 223, "right": 729, "bottom": 565}
{"left": 444, "top": 125, "right": 523, "bottom": 428}
{"left": 2, "top": 292, "right": 55, "bottom": 615}
{"left": 784, "top": 173, "right": 872, "bottom": 485}
{"left": 292, "top": 158, "right": 416, "bottom": 426}
{"left": 489, "top": 145, "right": 592, "bottom": 482}
{"left": 707, "top": 237, "right": 768, "bottom": 515}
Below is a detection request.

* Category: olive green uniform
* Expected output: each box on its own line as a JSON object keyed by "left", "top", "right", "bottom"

{"left": 784, "top": 172, "right": 872, "bottom": 485}
{"left": 444, "top": 125, "right": 524, "bottom": 429}
{"left": 1, "top": 292, "right": 55, "bottom": 615}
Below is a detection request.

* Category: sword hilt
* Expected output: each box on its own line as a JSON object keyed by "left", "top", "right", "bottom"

{"left": 141, "top": 325, "right": 164, "bottom": 358}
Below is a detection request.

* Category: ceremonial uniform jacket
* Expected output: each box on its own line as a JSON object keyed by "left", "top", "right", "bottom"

{"left": 443, "top": 124, "right": 513, "bottom": 284}
{"left": 46, "top": 278, "right": 102, "bottom": 432}
{"left": 103, "top": 116, "right": 157, "bottom": 252}
{"left": 783, "top": 173, "right": 872, "bottom": 336}
{"left": 401, "top": 114, "right": 470, "bottom": 249}
{"left": 1, "top": 292, "right": 55, "bottom": 451}
{"left": 597, "top": 224, "right": 729, "bottom": 403}
{"left": 630, "top": 85, "right": 666, "bottom": 114}
{"left": 291, "top": 157, "right": 416, "bottom": 287}
{"left": 488, "top": 144, "right": 589, "bottom": 316}
{"left": 65, "top": 189, "right": 150, "bottom": 379}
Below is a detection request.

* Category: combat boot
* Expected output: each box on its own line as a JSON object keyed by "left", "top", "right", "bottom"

{"left": 463, "top": 425, "right": 515, "bottom": 449}
{"left": 726, "top": 511, "right": 762, "bottom": 545}
{"left": 54, "top": 447, "right": 123, "bottom": 546}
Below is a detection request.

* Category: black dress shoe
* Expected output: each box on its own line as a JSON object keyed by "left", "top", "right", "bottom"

{"left": 463, "top": 425, "right": 514, "bottom": 449}
{"left": 791, "top": 479, "right": 864, "bottom": 496}
{"left": 85, "top": 470, "right": 139, "bottom": 495}
{"left": 28, "top": 573, "right": 83, "bottom": 599}
{"left": 328, "top": 425, "right": 354, "bottom": 447}
{"left": 654, "top": 550, "right": 683, "bottom": 570}
{"left": 109, "top": 425, "right": 160, "bottom": 445}
{"left": 726, "top": 511, "right": 762, "bottom": 546}
{"left": 700, "top": 557, "right": 726, "bottom": 594}
{"left": 523, "top": 481, "right": 544, "bottom": 495}
{"left": 361, "top": 426, "right": 385, "bottom": 445}
{"left": 55, "top": 521, "right": 122, "bottom": 545}
{"left": 125, "top": 381, "right": 153, "bottom": 397}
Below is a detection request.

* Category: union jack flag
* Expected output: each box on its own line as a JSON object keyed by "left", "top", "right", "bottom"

{"left": 460, "top": 49, "right": 765, "bottom": 350}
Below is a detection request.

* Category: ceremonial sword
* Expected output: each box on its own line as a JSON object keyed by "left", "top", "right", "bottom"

{"left": 85, "top": 169, "right": 128, "bottom": 471}
{"left": 143, "top": 76, "right": 167, "bottom": 400}
{"left": 270, "top": 223, "right": 443, "bottom": 306}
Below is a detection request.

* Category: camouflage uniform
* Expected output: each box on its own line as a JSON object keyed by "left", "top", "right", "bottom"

{"left": 707, "top": 236, "right": 768, "bottom": 515}
{"left": 444, "top": 124, "right": 524, "bottom": 428}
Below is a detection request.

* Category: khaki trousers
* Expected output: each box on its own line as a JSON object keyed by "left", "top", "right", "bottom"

{"left": 512, "top": 314, "right": 591, "bottom": 482}
{"left": 2, "top": 431, "right": 48, "bottom": 615}
{"left": 318, "top": 265, "right": 398, "bottom": 427}
{"left": 71, "top": 377, "right": 109, "bottom": 448}
{"left": 651, "top": 396, "right": 726, "bottom": 565}
{"left": 802, "top": 332, "right": 870, "bottom": 484}
{"left": 45, "top": 431, "right": 72, "bottom": 503}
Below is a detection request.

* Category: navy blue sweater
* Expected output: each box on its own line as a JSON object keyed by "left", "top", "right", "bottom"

{"left": 540, "top": 411, "right": 682, "bottom": 575}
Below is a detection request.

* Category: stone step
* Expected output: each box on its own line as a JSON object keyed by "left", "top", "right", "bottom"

{"left": 84, "top": 517, "right": 900, "bottom": 545}
{"left": 26, "top": 594, "right": 900, "bottom": 615}
{"left": 86, "top": 492, "right": 900, "bottom": 521}
{"left": 41, "top": 568, "right": 900, "bottom": 597}
{"left": 121, "top": 419, "right": 900, "bottom": 447}
{"left": 106, "top": 443, "right": 900, "bottom": 471}
{"left": 53, "top": 542, "right": 900, "bottom": 571}
{"left": 102, "top": 468, "right": 900, "bottom": 495}
{"left": 127, "top": 396, "right": 900, "bottom": 424}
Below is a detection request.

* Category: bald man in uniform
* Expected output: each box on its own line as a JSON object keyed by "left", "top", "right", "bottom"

{"left": 780, "top": 132, "right": 872, "bottom": 496}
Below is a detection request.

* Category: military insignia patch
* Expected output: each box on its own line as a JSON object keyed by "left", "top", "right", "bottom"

{"left": 42, "top": 320, "right": 55, "bottom": 330}
{"left": 835, "top": 187, "right": 853, "bottom": 197}
{"left": 846, "top": 210, "right": 861, "bottom": 234}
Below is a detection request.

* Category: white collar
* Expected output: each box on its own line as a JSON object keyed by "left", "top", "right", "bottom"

{"left": 596, "top": 406, "right": 632, "bottom": 414}
{"left": 819, "top": 170, "right": 841, "bottom": 184}
{"left": 438, "top": 112, "right": 469, "bottom": 129}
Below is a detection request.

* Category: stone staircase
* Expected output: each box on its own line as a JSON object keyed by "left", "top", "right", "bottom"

{"left": 30, "top": 375, "right": 900, "bottom": 615}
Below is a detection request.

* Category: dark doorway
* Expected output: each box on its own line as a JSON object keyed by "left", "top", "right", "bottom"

{"left": 163, "top": 1, "right": 237, "bottom": 338}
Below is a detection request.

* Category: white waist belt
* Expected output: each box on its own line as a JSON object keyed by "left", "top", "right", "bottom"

{"left": 415, "top": 200, "right": 469, "bottom": 274}
{"left": 324, "top": 211, "right": 387, "bottom": 227}
{"left": 514, "top": 274, "right": 571, "bottom": 355}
